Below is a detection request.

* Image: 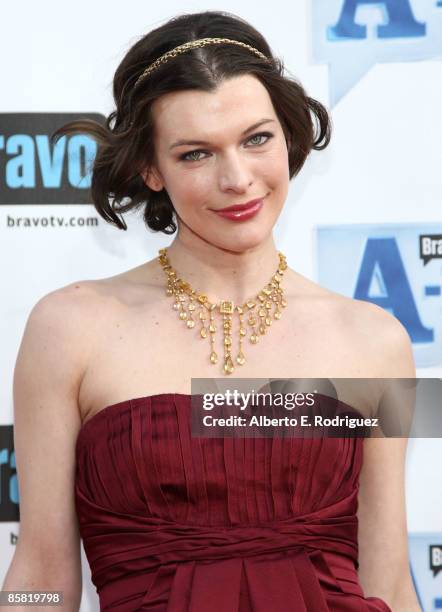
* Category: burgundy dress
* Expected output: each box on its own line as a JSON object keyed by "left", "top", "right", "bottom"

{"left": 75, "top": 393, "right": 391, "bottom": 611}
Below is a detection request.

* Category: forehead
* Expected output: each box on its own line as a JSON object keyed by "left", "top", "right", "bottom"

{"left": 151, "top": 74, "right": 276, "bottom": 144}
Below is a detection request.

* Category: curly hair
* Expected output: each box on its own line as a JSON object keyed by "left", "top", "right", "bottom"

{"left": 51, "top": 10, "right": 332, "bottom": 234}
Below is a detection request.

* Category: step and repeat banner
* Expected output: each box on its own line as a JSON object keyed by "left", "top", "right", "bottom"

{"left": 1, "top": 1, "right": 441, "bottom": 610}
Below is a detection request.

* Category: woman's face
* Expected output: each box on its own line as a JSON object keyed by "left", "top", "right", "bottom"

{"left": 143, "top": 73, "right": 290, "bottom": 253}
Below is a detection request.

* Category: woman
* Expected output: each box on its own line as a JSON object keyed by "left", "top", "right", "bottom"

{"left": 3, "top": 10, "right": 420, "bottom": 612}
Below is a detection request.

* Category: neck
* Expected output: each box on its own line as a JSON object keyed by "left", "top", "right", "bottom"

{"left": 162, "top": 232, "right": 282, "bottom": 306}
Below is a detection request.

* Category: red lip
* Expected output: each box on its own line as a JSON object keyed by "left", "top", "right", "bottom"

{"left": 212, "top": 199, "right": 263, "bottom": 221}
{"left": 214, "top": 197, "right": 264, "bottom": 212}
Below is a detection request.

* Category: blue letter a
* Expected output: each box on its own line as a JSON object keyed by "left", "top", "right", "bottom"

{"left": 328, "top": 0, "right": 426, "bottom": 40}
{"left": 354, "top": 237, "right": 433, "bottom": 343}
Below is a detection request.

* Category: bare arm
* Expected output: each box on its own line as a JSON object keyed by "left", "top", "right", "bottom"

{"left": 357, "top": 307, "right": 421, "bottom": 611}
{"left": 2, "top": 285, "right": 91, "bottom": 611}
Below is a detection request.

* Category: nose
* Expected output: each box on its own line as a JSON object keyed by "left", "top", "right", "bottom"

{"left": 217, "top": 150, "right": 253, "bottom": 193}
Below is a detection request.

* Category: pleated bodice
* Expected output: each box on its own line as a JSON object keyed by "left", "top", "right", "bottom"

{"left": 75, "top": 393, "right": 391, "bottom": 611}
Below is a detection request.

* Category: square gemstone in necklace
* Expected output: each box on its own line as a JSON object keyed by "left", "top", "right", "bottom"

{"left": 219, "top": 300, "right": 234, "bottom": 314}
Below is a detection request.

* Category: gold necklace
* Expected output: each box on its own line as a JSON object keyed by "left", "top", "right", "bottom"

{"left": 158, "top": 248, "right": 288, "bottom": 375}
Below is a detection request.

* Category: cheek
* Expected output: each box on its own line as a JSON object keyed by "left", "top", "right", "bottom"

{"left": 179, "top": 179, "right": 214, "bottom": 216}
{"left": 260, "top": 149, "right": 290, "bottom": 187}
{"left": 162, "top": 166, "right": 213, "bottom": 208}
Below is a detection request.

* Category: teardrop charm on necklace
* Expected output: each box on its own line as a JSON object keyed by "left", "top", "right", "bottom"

{"left": 223, "top": 355, "right": 234, "bottom": 374}
{"left": 236, "top": 352, "right": 246, "bottom": 366}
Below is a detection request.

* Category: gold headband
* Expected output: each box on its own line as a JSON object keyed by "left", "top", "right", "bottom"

{"left": 133, "top": 37, "right": 270, "bottom": 88}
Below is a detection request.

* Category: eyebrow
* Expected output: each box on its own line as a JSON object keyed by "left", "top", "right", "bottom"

{"left": 169, "top": 118, "right": 276, "bottom": 150}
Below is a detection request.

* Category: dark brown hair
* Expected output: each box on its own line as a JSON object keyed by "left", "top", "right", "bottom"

{"left": 51, "top": 10, "right": 332, "bottom": 234}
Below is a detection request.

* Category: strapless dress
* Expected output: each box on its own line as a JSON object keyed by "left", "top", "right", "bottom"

{"left": 75, "top": 393, "right": 391, "bottom": 611}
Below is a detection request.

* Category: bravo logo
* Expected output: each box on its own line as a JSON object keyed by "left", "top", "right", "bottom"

{"left": 0, "top": 113, "right": 105, "bottom": 205}
{"left": 313, "top": 0, "right": 442, "bottom": 106}
{"left": 0, "top": 425, "right": 18, "bottom": 522}
{"left": 316, "top": 224, "right": 442, "bottom": 368}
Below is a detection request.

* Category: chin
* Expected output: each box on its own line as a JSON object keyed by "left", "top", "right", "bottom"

{"left": 209, "top": 228, "right": 272, "bottom": 253}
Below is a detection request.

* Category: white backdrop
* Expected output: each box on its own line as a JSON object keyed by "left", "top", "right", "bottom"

{"left": 1, "top": 1, "right": 441, "bottom": 609}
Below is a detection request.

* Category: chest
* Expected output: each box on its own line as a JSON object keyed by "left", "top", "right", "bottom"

{"left": 78, "top": 294, "right": 377, "bottom": 423}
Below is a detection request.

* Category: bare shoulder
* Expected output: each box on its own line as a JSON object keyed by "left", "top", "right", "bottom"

{"left": 287, "top": 270, "right": 415, "bottom": 377}
{"left": 346, "top": 296, "right": 412, "bottom": 349}
{"left": 29, "top": 279, "right": 105, "bottom": 343}
{"left": 26, "top": 260, "right": 161, "bottom": 361}
{"left": 27, "top": 276, "right": 130, "bottom": 367}
{"left": 30, "top": 260, "right": 154, "bottom": 324}
{"left": 32, "top": 278, "right": 100, "bottom": 316}
{"left": 20, "top": 282, "right": 100, "bottom": 397}
{"left": 27, "top": 258, "right": 160, "bottom": 353}
{"left": 330, "top": 289, "right": 415, "bottom": 377}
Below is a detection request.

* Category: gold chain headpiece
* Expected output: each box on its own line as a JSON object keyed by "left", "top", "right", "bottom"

{"left": 134, "top": 37, "right": 271, "bottom": 89}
